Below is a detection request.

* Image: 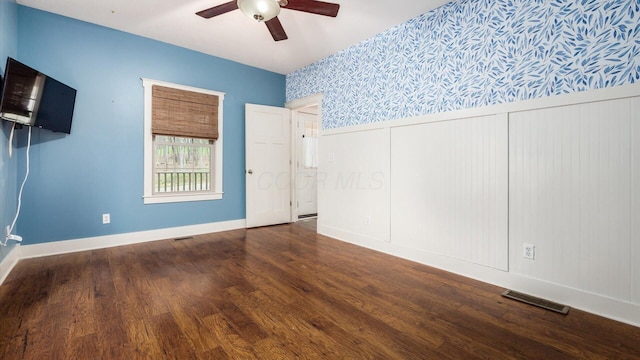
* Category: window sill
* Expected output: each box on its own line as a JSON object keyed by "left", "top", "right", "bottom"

{"left": 143, "top": 192, "right": 223, "bottom": 204}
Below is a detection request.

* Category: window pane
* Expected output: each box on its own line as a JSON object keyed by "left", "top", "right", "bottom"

{"left": 153, "top": 136, "right": 213, "bottom": 193}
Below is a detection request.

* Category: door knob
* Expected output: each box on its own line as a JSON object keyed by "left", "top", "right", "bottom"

{"left": 248, "top": 169, "right": 253, "bottom": 174}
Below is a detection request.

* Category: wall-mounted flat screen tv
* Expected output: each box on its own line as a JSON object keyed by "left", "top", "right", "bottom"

{"left": 0, "top": 57, "right": 76, "bottom": 134}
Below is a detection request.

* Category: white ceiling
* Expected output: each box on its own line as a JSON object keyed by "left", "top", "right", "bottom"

{"left": 16, "top": 0, "right": 451, "bottom": 75}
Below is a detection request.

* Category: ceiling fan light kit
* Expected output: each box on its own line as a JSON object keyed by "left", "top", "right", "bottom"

{"left": 238, "top": 0, "right": 280, "bottom": 22}
{"left": 197, "top": 0, "right": 340, "bottom": 42}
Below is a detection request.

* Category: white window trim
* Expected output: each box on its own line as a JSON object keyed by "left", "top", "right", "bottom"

{"left": 141, "top": 78, "right": 225, "bottom": 204}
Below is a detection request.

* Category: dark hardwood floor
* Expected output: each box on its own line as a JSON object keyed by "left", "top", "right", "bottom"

{"left": 1, "top": 220, "right": 639, "bottom": 359}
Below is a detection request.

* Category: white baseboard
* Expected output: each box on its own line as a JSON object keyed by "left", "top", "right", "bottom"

{"left": 0, "top": 244, "right": 21, "bottom": 286}
{"left": 318, "top": 224, "right": 640, "bottom": 328}
{"left": 316, "top": 223, "right": 389, "bottom": 247}
{"left": 20, "top": 219, "right": 247, "bottom": 259}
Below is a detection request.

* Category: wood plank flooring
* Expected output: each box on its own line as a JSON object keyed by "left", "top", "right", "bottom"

{"left": 1, "top": 220, "right": 639, "bottom": 359}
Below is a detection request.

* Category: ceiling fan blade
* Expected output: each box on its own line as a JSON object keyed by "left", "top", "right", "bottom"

{"left": 282, "top": 0, "right": 340, "bottom": 17}
{"left": 196, "top": 1, "right": 238, "bottom": 18}
{"left": 265, "top": 17, "right": 288, "bottom": 41}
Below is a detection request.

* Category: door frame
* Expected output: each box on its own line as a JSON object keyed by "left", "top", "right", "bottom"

{"left": 285, "top": 93, "right": 323, "bottom": 222}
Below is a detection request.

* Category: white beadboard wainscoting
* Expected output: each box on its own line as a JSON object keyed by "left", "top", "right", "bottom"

{"left": 509, "top": 98, "right": 639, "bottom": 306}
{"left": 391, "top": 114, "right": 509, "bottom": 271}
{"left": 318, "top": 128, "right": 391, "bottom": 246}
{"left": 317, "top": 83, "right": 640, "bottom": 326}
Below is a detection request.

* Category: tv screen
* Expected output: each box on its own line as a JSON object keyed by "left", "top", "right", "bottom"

{"left": 0, "top": 57, "right": 76, "bottom": 134}
{"left": 36, "top": 77, "right": 77, "bottom": 134}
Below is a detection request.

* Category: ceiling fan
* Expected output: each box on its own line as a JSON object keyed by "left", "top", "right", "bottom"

{"left": 196, "top": 0, "right": 340, "bottom": 41}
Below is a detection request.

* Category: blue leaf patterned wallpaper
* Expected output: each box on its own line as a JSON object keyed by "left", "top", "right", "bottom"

{"left": 286, "top": 0, "right": 640, "bottom": 129}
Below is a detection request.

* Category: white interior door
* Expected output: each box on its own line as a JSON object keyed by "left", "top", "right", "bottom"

{"left": 296, "top": 110, "right": 318, "bottom": 217}
{"left": 245, "top": 104, "right": 291, "bottom": 228}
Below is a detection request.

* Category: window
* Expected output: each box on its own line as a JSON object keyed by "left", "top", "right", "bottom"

{"left": 153, "top": 136, "right": 212, "bottom": 193}
{"left": 142, "top": 79, "right": 224, "bottom": 204}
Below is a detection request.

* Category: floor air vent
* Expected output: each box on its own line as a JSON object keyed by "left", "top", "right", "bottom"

{"left": 501, "top": 290, "right": 570, "bottom": 314}
{"left": 173, "top": 236, "right": 194, "bottom": 241}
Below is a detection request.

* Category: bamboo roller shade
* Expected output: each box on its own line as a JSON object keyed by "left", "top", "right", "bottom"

{"left": 152, "top": 85, "right": 219, "bottom": 140}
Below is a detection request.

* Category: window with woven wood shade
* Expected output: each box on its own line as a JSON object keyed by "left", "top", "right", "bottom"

{"left": 152, "top": 85, "right": 219, "bottom": 140}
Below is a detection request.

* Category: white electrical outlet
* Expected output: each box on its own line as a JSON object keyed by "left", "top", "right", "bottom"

{"left": 102, "top": 213, "right": 111, "bottom": 224}
{"left": 523, "top": 243, "right": 535, "bottom": 260}
{"left": 364, "top": 216, "right": 371, "bottom": 225}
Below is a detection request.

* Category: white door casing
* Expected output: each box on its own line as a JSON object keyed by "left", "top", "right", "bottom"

{"left": 245, "top": 104, "right": 292, "bottom": 228}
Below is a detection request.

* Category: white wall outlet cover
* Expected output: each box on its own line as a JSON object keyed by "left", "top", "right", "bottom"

{"left": 102, "top": 214, "right": 111, "bottom": 224}
{"left": 523, "top": 243, "right": 535, "bottom": 260}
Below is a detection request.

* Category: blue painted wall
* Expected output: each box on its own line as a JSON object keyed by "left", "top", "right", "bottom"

{"left": 287, "top": 0, "right": 640, "bottom": 129}
{"left": 0, "top": 0, "right": 18, "bottom": 261}
{"left": 15, "top": 6, "right": 285, "bottom": 244}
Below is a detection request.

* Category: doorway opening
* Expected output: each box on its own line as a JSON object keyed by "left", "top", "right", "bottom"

{"left": 294, "top": 105, "right": 318, "bottom": 220}
{"left": 287, "top": 94, "right": 322, "bottom": 223}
